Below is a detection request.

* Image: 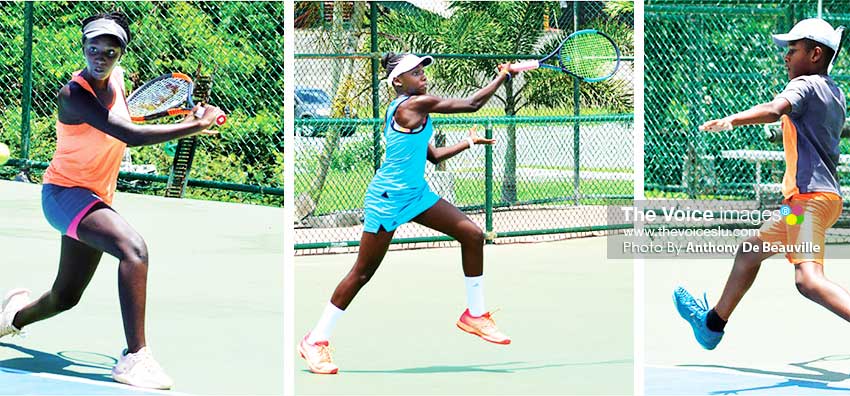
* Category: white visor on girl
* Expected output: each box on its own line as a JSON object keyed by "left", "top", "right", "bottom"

{"left": 83, "top": 18, "right": 128, "bottom": 48}
{"left": 385, "top": 54, "right": 433, "bottom": 85}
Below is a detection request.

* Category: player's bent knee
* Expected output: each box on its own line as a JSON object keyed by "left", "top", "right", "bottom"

{"left": 458, "top": 223, "right": 484, "bottom": 246}
{"left": 118, "top": 236, "right": 149, "bottom": 267}
{"left": 795, "top": 264, "right": 824, "bottom": 299}
{"left": 795, "top": 272, "right": 822, "bottom": 299}
{"left": 796, "top": 278, "right": 818, "bottom": 299}
{"left": 52, "top": 289, "right": 84, "bottom": 312}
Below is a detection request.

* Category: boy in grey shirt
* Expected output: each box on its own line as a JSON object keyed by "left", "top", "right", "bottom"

{"left": 674, "top": 18, "right": 847, "bottom": 350}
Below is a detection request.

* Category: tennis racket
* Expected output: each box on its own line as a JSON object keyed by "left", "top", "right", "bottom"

{"left": 127, "top": 72, "right": 226, "bottom": 125}
{"left": 510, "top": 29, "right": 621, "bottom": 82}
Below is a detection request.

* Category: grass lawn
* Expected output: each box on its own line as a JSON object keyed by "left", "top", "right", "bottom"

{"left": 296, "top": 164, "right": 633, "bottom": 214}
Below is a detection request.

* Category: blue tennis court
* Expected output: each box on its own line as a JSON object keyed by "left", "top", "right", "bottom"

{"left": 0, "top": 366, "right": 179, "bottom": 395}
{"left": 646, "top": 246, "right": 850, "bottom": 396}
{"left": 0, "top": 181, "right": 284, "bottom": 395}
{"left": 647, "top": 365, "right": 850, "bottom": 395}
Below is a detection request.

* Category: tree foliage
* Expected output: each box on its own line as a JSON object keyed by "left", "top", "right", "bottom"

{"left": 0, "top": 2, "right": 284, "bottom": 206}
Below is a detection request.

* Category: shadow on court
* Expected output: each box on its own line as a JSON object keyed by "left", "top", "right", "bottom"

{"left": 708, "top": 379, "right": 850, "bottom": 395}
{"left": 304, "top": 358, "right": 631, "bottom": 375}
{"left": 296, "top": 238, "right": 633, "bottom": 395}
{"left": 0, "top": 181, "right": 285, "bottom": 395}
{"left": 647, "top": 255, "right": 850, "bottom": 395}
{"left": 0, "top": 342, "right": 113, "bottom": 382}
{"left": 683, "top": 355, "right": 850, "bottom": 383}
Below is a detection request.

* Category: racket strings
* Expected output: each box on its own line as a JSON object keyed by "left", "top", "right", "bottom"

{"left": 127, "top": 78, "right": 191, "bottom": 116}
{"left": 561, "top": 33, "right": 618, "bottom": 79}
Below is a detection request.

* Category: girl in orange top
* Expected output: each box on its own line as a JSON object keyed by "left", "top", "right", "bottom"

{"left": 0, "top": 11, "right": 223, "bottom": 390}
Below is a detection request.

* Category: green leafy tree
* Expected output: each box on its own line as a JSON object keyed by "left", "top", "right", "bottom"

{"left": 378, "top": 1, "right": 632, "bottom": 203}
{"left": 1, "top": 2, "right": 284, "bottom": 205}
{"left": 300, "top": 1, "right": 368, "bottom": 217}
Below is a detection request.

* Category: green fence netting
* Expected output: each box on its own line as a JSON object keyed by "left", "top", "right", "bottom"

{"left": 0, "top": 1, "right": 284, "bottom": 205}
{"left": 294, "top": 1, "right": 635, "bottom": 252}
{"left": 646, "top": 0, "right": 850, "bottom": 243}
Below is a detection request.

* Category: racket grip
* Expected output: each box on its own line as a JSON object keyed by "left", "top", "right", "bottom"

{"left": 510, "top": 60, "right": 540, "bottom": 72}
{"left": 194, "top": 106, "right": 227, "bottom": 126}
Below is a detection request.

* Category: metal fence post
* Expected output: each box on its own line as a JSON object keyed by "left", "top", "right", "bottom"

{"left": 20, "top": 2, "right": 34, "bottom": 165}
{"left": 572, "top": 77, "right": 580, "bottom": 206}
{"left": 370, "top": 1, "right": 381, "bottom": 172}
{"left": 485, "top": 122, "right": 494, "bottom": 244}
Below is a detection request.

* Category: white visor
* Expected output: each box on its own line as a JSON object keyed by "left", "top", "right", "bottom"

{"left": 83, "top": 18, "right": 128, "bottom": 48}
{"left": 385, "top": 54, "right": 433, "bottom": 86}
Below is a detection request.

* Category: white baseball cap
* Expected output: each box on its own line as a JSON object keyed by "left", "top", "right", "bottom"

{"left": 385, "top": 54, "right": 434, "bottom": 86}
{"left": 772, "top": 18, "right": 840, "bottom": 51}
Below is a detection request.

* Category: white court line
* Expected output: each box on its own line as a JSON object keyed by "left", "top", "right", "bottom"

{"left": 0, "top": 367, "right": 192, "bottom": 395}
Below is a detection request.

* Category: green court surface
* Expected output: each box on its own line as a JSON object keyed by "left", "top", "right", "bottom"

{"left": 647, "top": 248, "right": 850, "bottom": 395}
{"left": 296, "top": 237, "right": 633, "bottom": 395}
{"left": 0, "top": 180, "right": 284, "bottom": 395}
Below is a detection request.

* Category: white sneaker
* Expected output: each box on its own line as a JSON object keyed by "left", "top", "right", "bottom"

{"left": 0, "top": 288, "right": 31, "bottom": 338}
{"left": 111, "top": 346, "right": 174, "bottom": 389}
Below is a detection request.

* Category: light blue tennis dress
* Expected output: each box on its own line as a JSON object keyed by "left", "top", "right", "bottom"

{"left": 363, "top": 95, "right": 440, "bottom": 233}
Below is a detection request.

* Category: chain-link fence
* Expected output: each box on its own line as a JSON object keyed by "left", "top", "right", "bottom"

{"left": 294, "top": 1, "right": 635, "bottom": 252}
{"left": 646, "top": 0, "right": 850, "bottom": 243}
{"left": 0, "top": 1, "right": 284, "bottom": 206}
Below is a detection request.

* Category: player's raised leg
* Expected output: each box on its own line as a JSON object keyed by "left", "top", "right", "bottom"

{"left": 413, "top": 198, "right": 510, "bottom": 345}
{"left": 713, "top": 236, "right": 777, "bottom": 321}
{"left": 675, "top": 235, "right": 776, "bottom": 350}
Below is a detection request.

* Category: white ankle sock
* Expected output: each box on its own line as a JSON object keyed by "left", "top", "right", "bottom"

{"left": 307, "top": 302, "right": 344, "bottom": 344}
{"left": 464, "top": 275, "right": 486, "bottom": 317}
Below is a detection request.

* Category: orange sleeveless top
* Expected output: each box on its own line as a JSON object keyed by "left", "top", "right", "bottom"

{"left": 43, "top": 68, "right": 130, "bottom": 205}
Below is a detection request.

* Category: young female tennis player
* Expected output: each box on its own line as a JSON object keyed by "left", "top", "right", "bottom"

{"left": 300, "top": 52, "right": 515, "bottom": 374}
{"left": 0, "top": 11, "right": 223, "bottom": 389}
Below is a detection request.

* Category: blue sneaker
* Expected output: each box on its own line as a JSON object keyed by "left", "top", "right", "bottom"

{"left": 673, "top": 286, "right": 724, "bottom": 350}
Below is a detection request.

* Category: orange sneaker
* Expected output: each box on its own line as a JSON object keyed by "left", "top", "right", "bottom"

{"left": 456, "top": 309, "right": 511, "bottom": 345}
{"left": 298, "top": 334, "right": 339, "bottom": 374}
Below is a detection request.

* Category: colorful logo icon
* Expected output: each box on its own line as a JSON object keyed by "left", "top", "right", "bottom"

{"left": 780, "top": 204, "right": 804, "bottom": 225}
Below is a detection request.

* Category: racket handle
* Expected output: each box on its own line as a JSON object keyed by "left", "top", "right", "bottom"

{"left": 194, "top": 106, "right": 227, "bottom": 126}
{"left": 510, "top": 60, "right": 540, "bottom": 72}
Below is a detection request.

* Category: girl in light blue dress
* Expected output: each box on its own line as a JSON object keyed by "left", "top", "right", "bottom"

{"left": 300, "top": 52, "right": 516, "bottom": 374}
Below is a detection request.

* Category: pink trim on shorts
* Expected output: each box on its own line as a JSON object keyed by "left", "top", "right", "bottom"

{"left": 66, "top": 199, "right": 100, "bottom": 240}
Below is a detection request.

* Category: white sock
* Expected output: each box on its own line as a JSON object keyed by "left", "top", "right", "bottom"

{"left": 464, "top": 275, "right": 486, "bottom": 317}
{"left": 307, "top": 302, "right": 344, "bottom": 344}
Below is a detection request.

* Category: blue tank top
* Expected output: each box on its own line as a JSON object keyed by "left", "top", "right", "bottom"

{"left": 368, "top": 95, "right": 433, "bottom": 193}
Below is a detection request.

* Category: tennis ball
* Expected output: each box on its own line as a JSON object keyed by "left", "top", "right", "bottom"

{"left": 0, "top": 143, "right": 9, "bottom": 166}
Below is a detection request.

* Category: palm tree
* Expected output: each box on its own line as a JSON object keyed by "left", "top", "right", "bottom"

{"left": 379, "top": 1, "right": 633, "bottom": 203}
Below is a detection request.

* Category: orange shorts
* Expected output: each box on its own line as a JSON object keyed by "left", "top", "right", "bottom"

{"left": 758, "top": 192, "right": 842, "bottom": 265}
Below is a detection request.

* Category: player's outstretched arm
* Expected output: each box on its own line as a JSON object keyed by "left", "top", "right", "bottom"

{"left": 409, "top": 67, "right": 514, "bottom": 115}
{"left": 700, "top": 97, "right": 791, "bottom": 132}
{"left": 59, "top": 85, "right": 223, "bottom": 147}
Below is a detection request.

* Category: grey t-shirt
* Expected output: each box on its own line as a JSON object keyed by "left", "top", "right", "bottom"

{"left": 776, "top": 74, "right": 846, "bottom": 196}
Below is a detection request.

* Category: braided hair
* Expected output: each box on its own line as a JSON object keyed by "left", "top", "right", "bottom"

{"left": 381, "top": 52, "right": 405, "bottom": 79}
